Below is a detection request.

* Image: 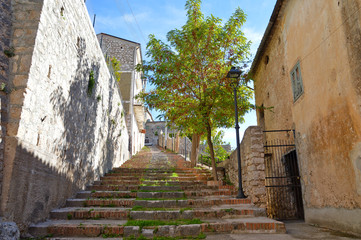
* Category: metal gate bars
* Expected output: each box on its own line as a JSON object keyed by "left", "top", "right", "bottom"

{"left": 263, "top": 130, "right": 304, "bottom": 220}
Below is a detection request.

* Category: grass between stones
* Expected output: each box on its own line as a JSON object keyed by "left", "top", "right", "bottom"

{"left": 133, "top": 190, "right": 182, "bottom": 193}
{"left": 135, "top": 198, "right": 187, "bottom": 201}
{"left": 123, "top": 232, "right": 206, "bottom": 240}
{"left": 131, "top": 206, "right": 193, "bottom": 212}
{"left": 124, "top": 219, "right": 203, "bottom": 228}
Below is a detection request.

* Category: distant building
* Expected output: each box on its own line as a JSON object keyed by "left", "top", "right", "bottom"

{"left": 250, "top": 0, "right": 361, "bottom": 235}
{"left": 97, "top": 33, "right": 146, "bottom": 155}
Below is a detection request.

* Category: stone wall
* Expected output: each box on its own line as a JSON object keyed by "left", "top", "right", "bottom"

{"left": 1, "top": 0, "right": 131, "bottom": 232}
{"left": 0, "top": 0, "right": 12, "bottom": 209}
{"left": 219, "top": 126, "right": 266, "bottom": 208}
{"left": 97, "top": 33, "right": 139, "bottom": 72}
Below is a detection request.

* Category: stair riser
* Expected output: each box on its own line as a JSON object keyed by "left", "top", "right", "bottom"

{"left": 94, "top": 180, "right": 140, "bottom": 185}
{"left": 134, "top": 199, "right": 251, "bottom": 208}
{"left": 50, "top": 211, "right": 129, "bottom": 220}
{"left": 137, "top": 192, "right": 184, "bottom": 199}
{"left": 101, "top": 176, "right": 141, "bottom": 181}
{"left": 66, "top": 200, "right": 134, "bottom": 207}
{"left": 184, "top": 190, "right": 238, "bottom": 197}
{"left": 130, "top": 210, "right": 257, "bottom": 220}
{"left": 86, "top": 185, "right": 139, "bottom": 191}
{"left": 30, "top": 222, "right": 285, "bottom": 238}
{"left": 76, "top": 192, "right": 137, "bottom": 199}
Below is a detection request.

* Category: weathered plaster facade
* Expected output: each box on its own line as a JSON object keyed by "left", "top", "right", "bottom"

{"left": 97, "top": 33, "right": 145, "bottom": 156}
{"left": 0, "top": 0, "right": 137, "bottom": 232}
{"left": 251, "top": 0, "right": 361, "bottom": 235}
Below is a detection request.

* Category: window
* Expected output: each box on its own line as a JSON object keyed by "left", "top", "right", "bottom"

{"left": 290, "top": 61, "right": 304, "bottom": 101}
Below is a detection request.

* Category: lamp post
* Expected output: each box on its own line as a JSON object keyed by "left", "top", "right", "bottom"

{"left": 226, "top": 66, "right": 246, "bottom": 199}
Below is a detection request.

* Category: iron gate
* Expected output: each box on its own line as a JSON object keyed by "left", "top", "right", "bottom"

{"left": 264, "top": 130, "right": 304, "bottom": 220}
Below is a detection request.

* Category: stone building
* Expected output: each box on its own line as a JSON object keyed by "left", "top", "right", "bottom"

{"left": 0, "top": 0, "right": 145, "bottom": 233}
{"left": 97, "top": 33, "right": 146, "bottom": 156}
{"left": 250, "top": 0, "right": 361, "bottom": 235}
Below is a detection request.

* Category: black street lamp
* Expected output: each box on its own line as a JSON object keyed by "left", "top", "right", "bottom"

{"left": 226, "top": 66, "right": 246, "bottom": 199}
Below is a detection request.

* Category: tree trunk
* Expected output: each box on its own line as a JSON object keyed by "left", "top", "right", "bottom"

{"left": 206, "top": 121, "right": 218, "bottom": 181}
{"left": 190, "top": 133, "right": 201, "bottom": 167}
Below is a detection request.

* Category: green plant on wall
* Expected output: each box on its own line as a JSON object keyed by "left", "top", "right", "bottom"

{"left": 88, "top": 70, "right": 95, "bottom": 96}
{"left": 111, "top": 57, "right": 121, "bottom": 82}
{"left": 3, "top": 47, "right": 15, "bottom": 58}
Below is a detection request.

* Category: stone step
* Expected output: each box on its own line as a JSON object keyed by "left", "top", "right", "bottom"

{"left": 50, "top": 204, "right": 264, "bottom": 221}
{"left": 100, "top": 175, "right": 141, "bottom": 181}
{"left": 129, "top": 206, "right": 264, "bottom": 220}
{"left": 139, "top": 186, "right": 182, "bottom": 191}
{"left": 78, "top": 190, "right": 237, "bottom": 199}
{"left": 87, "top": 184, "right": 225, "bottom": 192}
{"left": 66, "top": 199, "right": 135, "bottom": 208}
{"left": 66, "top": 198, "right": 250, "bottom": 208}
{"left": 184, "top": 189, "right": 238, "bottom": 197}
{"left": 76, "top": 191, "right": 137, "bottom": 199}
{"left": 136, "top": 191, "right": 185, "bottom": 199}
{"left": 93, "top": 180, "right": 141, "bottom": 185}
{"left": 143, "top": 176, "right": 212, "bottom": 181}
{"left": 134, "top": 198, "right": 251, "bottom": 208}
{"left": 141, "top": 180, "right": 207, "bottom": 186}
{"left": 29, "top": 217, "right": 285, "bottom": 238}
{"left": 86, "top": 185, "right": 139, "bottom": 191}
{"left": 50, "top": 207, "right": 130, "bottom": 220}
{"left": 112, "top": 168, "right": 210, "bottom": 174}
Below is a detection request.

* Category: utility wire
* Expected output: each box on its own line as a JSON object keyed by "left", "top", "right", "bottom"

{"left": 125, "top": 0, "right": 147, "bottom": 43}
{"left": 113, "top": 0, "right": 140, "bottom": 42}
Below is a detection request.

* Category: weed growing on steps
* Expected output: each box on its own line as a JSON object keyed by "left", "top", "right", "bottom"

{"left": 224, "top": 208, "right": 234, "bottom": 213}
{"left": 131, "top": 206, "right": 193, "bottom": 212}
{"left": 123, "top": 233, "right": 206, "bottom": 240}
{"left": 135, "top": 197, "right": 186, "bottom": 201}
{"left": 124, "top": 219, "right": 203, "bottom": 228}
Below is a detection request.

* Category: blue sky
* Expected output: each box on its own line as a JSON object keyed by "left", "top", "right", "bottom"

{"left": 85, "top": 0, "right": 276, "bottom": 149}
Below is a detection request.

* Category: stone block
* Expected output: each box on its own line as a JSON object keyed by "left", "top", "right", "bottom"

{"left": 9, "top": 106, "right": 23, "bottom": 120}
{"left": 9, "top": 88, "right": 25, "bottom": 105}
{"left": 123, "top": 226, "right": 140, "bottom": 237}
{"left": 175, "top": 224, "right": 200, "bottom": 237}
{"left": 12, "top": 75, "right": 28, "bottom": 87}
{"left": 6, "top": 122, "right": 19, "bottom": 136}
{"left": 0, "top": 221, "right": 20, "bottom": 240}
{"left": 19, "top": 55, "right": 32, "bottom": 73}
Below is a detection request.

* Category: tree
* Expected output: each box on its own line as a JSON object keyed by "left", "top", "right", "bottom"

{"left": 138, "top": 0, "right": 253, "bottom": 180}
{"left": 201, "top": 130, "right": 230, "bottom": 162}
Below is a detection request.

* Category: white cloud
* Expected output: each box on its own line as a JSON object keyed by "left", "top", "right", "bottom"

{"left": 243, "top": 27, "right": 264, "bottom": 54}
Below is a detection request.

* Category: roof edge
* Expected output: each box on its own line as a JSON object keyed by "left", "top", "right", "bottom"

{"left": 98, "top": 32, "right": 141, "bottom": 45}
{"left": 249, "top": 0, "right": 285, "bottom": 76}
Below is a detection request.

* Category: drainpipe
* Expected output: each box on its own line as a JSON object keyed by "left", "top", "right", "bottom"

{"left": 130, "top": 46, "right": 138, "bottom": 155}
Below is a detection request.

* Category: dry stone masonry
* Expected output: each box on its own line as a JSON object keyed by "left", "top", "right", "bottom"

{"left": 219, "top": 126, "right": 267, "bottom": 208}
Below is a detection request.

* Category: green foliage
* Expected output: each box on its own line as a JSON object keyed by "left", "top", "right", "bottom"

{"left": 201, "top": 129, "right": 230, "bottom": 161}
{"left": 137, "top": 0, "right": 253, "bottom": 179}
{"left": 87, "top": 70, "right": 95, "bottom": 96}
{"left": 124, "top": 219, "right": 202, "bottom": 228}
{"left": 110, "top": 57, "right": 122, "bottom": 81}
{"left": 142, "top": 146, "right": 151, "bottom": 151}
{"left": 3, "top": 47, "right": 15, "bottom": 58}
{"left": 67, "top": 213, "right": 72, "bottom": 220}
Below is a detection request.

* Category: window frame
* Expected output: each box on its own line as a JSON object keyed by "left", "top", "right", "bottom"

{"left": 290, "top": 61, "right": 304, "bottom": 102}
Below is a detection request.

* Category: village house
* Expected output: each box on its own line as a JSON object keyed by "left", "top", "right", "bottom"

{"left": 97, "top": 33, "right": 147, "bottom": 156}
{"left": 250, "top": 0, "right": 361, "bottom": 235}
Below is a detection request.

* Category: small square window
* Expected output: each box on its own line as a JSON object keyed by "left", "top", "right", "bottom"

{"left": 290, "top": 61, "right": 304, "bottom": 101}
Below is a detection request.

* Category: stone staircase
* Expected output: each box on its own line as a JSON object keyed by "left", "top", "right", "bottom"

{"left": 29, "top": 148, "right": 285, "bottom": 239}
